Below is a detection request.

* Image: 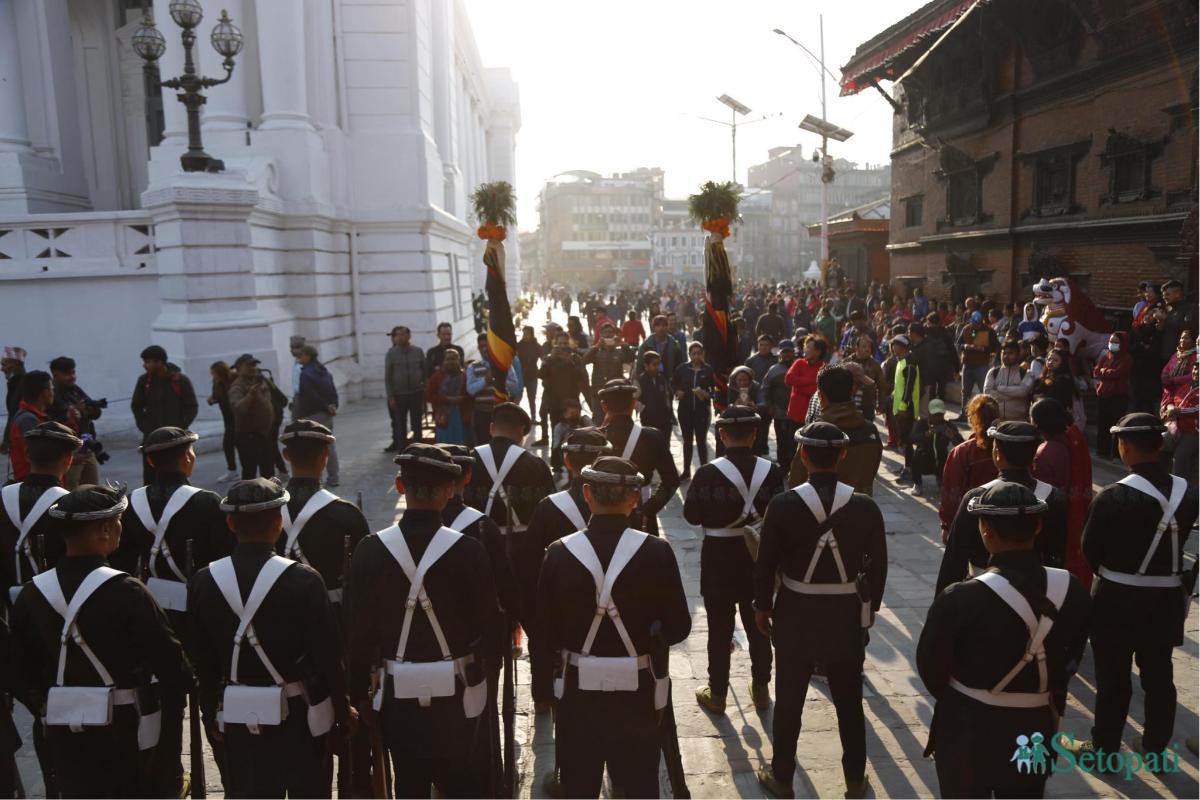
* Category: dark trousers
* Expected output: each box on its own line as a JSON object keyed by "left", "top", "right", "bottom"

{"left": 771, "top": 645, "right": 865, "bottom": 784}
{"left": 219, "top": 404, "right": 237, "bottom": 471}
{"left": 153, "top": 687, "right": 186, "bottom": 797}
{"left": 1091, "top": 641, "right": 1177, "bottom": 753}
{"left": 1095, "top": 394, "right": 1128, "bottom": 458}
{"left": 390, "top": 392, "right": 424, "bottom": 447}
{"left": 235, "top": 431, "right": 276, "bottom": 479}
{"left": 703, "top": 594, "right": 772, "bottom": 694}
{"left": 678, "top": 406, "right": 710, "bottom": 473}
{"left": 47, "top": 707, "right": 143, "bottom": 799}
{"left": 528, "top": 623, "right": 556, "bottom": 704}
{"left": 934, "top": 723, "right": 1050, "bottom": 798}
{"left": 896, "top": 413, "right": 915, "bottom": 472}
{"left": 557, "top": 682, "right": 660, "bottom": 798}
{"left": 774, "top": 417, "right": 796, "bottom": 470}
{"left": 224, "top": 699, "right": 330, "bottom": 798}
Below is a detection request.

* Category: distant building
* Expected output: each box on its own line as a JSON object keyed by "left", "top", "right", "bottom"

{"left": 746, "top": 145, "right": 892, "bottom": 276}
{"left": 538, "top": 168, "right": 663, "bottom": 289}
{"left": 519, "top": 230, "right": 542, "bottom": 288}
{"left": 650, "top": 199, "right": 706, "bottom": 285}
{"left": 806, "top": 198, "right": 891, "bottom": 287}
{"left": 841, "top": 0, "right": 1198, "bottom": 307}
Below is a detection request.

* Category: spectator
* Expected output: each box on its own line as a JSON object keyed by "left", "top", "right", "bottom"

{"left": 620, "top": 310, "right": 647, "bottom": 347}
{"left": 636, "top": 351, "right": 674, "bottom": 438}
{"left": 539, "top": 330, "right": 589, "bottom": 437}
{"left": 911, "top": 286, "right": 930, "bottom": 319}
{"left": 588, "top": 306, "right": 617, "bottom": 346}
{"left": 937, "top": 394, "right": 1000, "bottom": 541}
{"left": 1160, "top": 328, "right": 1197, "bottom": 411}
{"left": 838, "top": 311, "right": 871, "bottom": 354}
{"left": 288, "top": 335, "right": 306, "bottom": 416}
{"left": 566, "top": 316, "right": 586, "bottom": 350}
{"left": 920, "top": 313, "right": 958, "bottom": 401}
{"left": 549, "top": 397, "right": 593, "bottom": 473}
{"left": 1130, "top": 282, "right": 1166, "bottom": 412}
{"left": 726, "top": 366, "right": 767, "bottom": 455}
{"left": 294, "top": 344, "right": 340, "bottom": 486}
{"left": 427, "top": 348, "right": 470, "bottom": 445}
{"left": 847, "top": 335, "right": 885, "bottom": 420}
{"left": 1157, "top": 280, "right": 1197, "bottom": 364}
{"left": 5, "top": 370, "right": 53, "bottom": 481}
{"left": 48, "top": 356, "right": 104, "bottom": 489}
{"left": 906, "top": 399, "right": 962, "bottom": 497}
{"left": 673, "top": 342, "right": 716, "bottom": 478}
{"left": 890, "top": 335, "right": 922, "bottom": 485}
{"left": 466, "top": 333, "right": 523, "bottom": 445}
{"left": 424, "top": 321, "right": 465, "bottom": 378}
{"left": 637, "top": 315, "right": 685, "bottom": 378}
{"left": 813, "top": 299, "right": 837, "bottom": 343}
{"left": 787, "top": 363, "right": 882, "bottom": 495}
{"left": 131, "top": 345, "right": 198, "bottom": 485}
{"left": 1162, "top": 361, "right": 1198, "bottom": 488}
{"left": 1031, "top": 397, "right": 1092, "bottom": 586}
{"left": 755, "top": 302, "right": 787, "bottom": 343}
{"left": 762, "top": 340, "right": 797, "bottom": 468}
{"left": 207, "top": 360, "right": 239, "bottom": 482}
{"left": 984, "top": 340, "right": 1036, "bottom": 422}
{"left": 880, "top": 331, "right": 901, "bottom": 448}
{"left": 582, "top": 323, "right": 634, "bottom": 423}
{"left": 226, "top": 354, "right": 277, "bottom": 479}
{"left": 1093, "top": 332, "right": 1133, "bottom": 459}
{"left": 744, "top": 335, "right": 778, "bottom": 384}
{"left": 517, "top": 326, "right": 542, "bottom": 422}
{"left": 785, "top": 335, "right": 827, "bottom": 424}
{"left": 734, "top": 318, "right": 753, "bottom": 365}
{"left": 1030, "top": 350, "right": 1078, "bottom": 413}
{"left": 384, "top": 325, "right": 426, "bottom": 452}
{"left": 2, "top": 346, "right": 27, "bottom": 454}
{"left": 957, "top": 311, "right": 998, "bottom": 401}
{"left": 1016, "top": 303, "right": 1046, "bottom": 341}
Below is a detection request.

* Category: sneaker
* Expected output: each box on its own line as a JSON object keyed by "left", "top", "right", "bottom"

{"left": 844, "top": 775, "right": 871, "bottom": 799}
{"left": 694, "top": 685, "right": 727, "bottom": 715}
{"left": 757, "top": 766, "right": 794, "bottom": 799}
{"left": 750, "top": 681, "right": 771, "bottom": 710}
{"left": 906, "top": 483, "right": 924, "bottom": 497}
{"left": 1055, "top": 734, "right": 1097, "bottom": 758}
{"left": 217, "top": 470, "right": 238, "bottom": 483}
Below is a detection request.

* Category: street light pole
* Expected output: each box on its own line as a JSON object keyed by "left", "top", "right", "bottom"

{"left": 819, "top": 14, "right": 828, "bottom": 264}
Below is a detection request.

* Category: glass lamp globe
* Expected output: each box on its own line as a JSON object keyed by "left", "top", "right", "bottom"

{"left": 131, "top": 16, "right": 167, "bottom": 62}
{"left": 210, "top": 10, "right": 244, "bottom": 58}
{"left": 169, "top": 0, "right": 204, "bottom": 29}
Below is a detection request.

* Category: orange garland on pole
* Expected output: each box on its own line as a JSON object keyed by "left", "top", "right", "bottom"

{"left": 701, "top": 217, "right": 731, "bottom": 239}
{"left": 477, "top": 224, "right": 508, "bottom": 242}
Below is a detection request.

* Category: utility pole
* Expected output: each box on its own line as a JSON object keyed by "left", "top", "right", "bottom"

{"left": 717, "top": 94, "right": 752, "bottom": 184}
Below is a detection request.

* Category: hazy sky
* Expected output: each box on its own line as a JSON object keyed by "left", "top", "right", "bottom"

{"left": 462, "top": 0, "right": 929, "bottom": 229}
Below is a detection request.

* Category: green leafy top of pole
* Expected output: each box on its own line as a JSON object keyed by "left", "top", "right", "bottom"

{"left": 473, "top": 181, "right": 517, "bottom": 240}
{"left": 687, "top": 181, "right": 742, "bottom": 238}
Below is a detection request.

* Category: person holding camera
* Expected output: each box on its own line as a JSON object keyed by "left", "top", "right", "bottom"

{"left": 228, "top": 354, "right": 278, "bottom": 480}
{"left": 48, "top": 356, "right": 106, "bottom": 489}
{"left": 131, "top": 346, "right": 199, "bottom": 486}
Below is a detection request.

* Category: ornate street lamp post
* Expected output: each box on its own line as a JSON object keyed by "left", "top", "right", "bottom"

{"left": 132, "top": 1, "right": 244, "bottom": 173}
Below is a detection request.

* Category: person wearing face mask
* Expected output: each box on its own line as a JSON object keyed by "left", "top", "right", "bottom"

{"left": 984, "top": 341, "right": 1036, "bottom": 422}
{"left": 582, "top": 323, "right": 635, "bottom": 426}
{"left": 1093, "top": 332, "right": 1133, "bottom": 459}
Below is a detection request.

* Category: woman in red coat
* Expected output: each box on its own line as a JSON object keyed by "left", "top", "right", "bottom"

{"left": 1092, "top": 331, "right": 1133, "bottom": 459}
{"left": 784, "top": 335, "right": 828, "bottom": 422}
{"left": 937, "top": 394, "right": 1000, "bottom": 541}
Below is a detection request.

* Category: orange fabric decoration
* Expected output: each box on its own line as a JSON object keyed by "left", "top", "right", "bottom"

{"left": 477, "top": 224, "right": 508, "bottom": 242}
{"left": 702, "top": 217, "right": 731, "bottom": 238}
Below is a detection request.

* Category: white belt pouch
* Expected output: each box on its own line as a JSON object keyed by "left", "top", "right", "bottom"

{"left": 221, "top": 684, "right": 287, "bottom": 728}
{"left": 576, "top": 655, "right": 640, "bottom": 693}
{"left": 45, "top": 686, "right": 113, "bottom": 729}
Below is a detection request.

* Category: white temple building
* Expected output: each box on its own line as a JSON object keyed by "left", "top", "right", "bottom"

{"left": 0, "top": 0, "right": 520, "bottom": 431}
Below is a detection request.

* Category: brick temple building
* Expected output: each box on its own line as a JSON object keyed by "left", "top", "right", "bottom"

{"left": 840, "top": 0, "right": 1198, "bottom": 315}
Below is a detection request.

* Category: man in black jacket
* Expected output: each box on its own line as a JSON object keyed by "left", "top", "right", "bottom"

{"left": 598, "top": 380, "right": 680, "bottom": 537}
{"left": 685, "top": 406, "right": 783, "bottom": 715}
{"left": 755, "top": 421, "right": 887, "bottom": 800}
{"left": 130, "top": 346, "right": 198, "bottom": 486}
{"left": 294, "top": 345, "right": 341, "bottom": 486}
{"left": 48, "top": 356, "right": 104, "bottom": 489}
{"left": 463, "top": 402, "right": 555, "bottom": 537}
{"left": 918, "top": 482, "right": 1090, "bottom": 798}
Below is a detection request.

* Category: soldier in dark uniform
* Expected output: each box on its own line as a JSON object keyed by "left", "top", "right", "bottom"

{"left": 109, "top": 426, "right": 233, "bottom": 796}
{"left": 754, "top": 421, "right": 887, "bottom": 800}
{"left": 935, "top": 421, "right": 1068, "bottom": 595}
{"left": 918, "top": 482, "right": 1090, "bottom": 797}
{"left": 1, "top": 422, "right": 79, "bottom": 601}
{"left": 348, "top": 444, "right": 501, "bottom": 798}
{"left": 537, "top": 456, "right": 691, "bottom": 798}
{"left": 1061, "top": 412, "right": 1198, "bottom": 765}
{"left": 463, "top": 402, "right": 555, "bottom": 539}
{"left": 188, "top": 478, "right": 354, "bottom": 798}
{"left": 11, "top": 484, "right": 188, "bottom": 799}
{"left": 596, "top": 379, "right": 680, "bottom": 537}
{"left": 685, "top": 405, "right": 783, "bottom": 714}
{"left": 513, "top": 428, "right": 611, "bottom": 712}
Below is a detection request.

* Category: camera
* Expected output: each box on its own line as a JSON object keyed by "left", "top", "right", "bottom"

{"left": 80, "top": 433, "right": 111, "bottom": 465}
{"left": 84, "top": 397, "right": 108, "bottom": 410}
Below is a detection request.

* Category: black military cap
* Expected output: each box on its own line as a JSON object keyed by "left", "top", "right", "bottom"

{"left": 1110, "top": 412, "right": 1166, "bottom": 435}
{"left": 220, "top": 478, "right": 290, "bottom": 513}
{"left": 50, "top": 483, "right": 128, "bottom": 522}
{"left": 967, "top": 481, "right": 1047, "bottom": 517}
{"left": 581, "top": 456, "right": 646, "bottom": 487}
{"left": 139, "top": 426, "right": 199, "bottom": 453}
{"left": 562, "top": 427, "right": 612, "bottom": 454}
{"left": 715, "top": 404, "right": 761, "bottom": 427}
{"left": 280, "top": 419, "right": 335, "bottom": 444}
{"left": 24, "top": 421, "right": 82, "bottom": 449}
{"left": 492, "top": 402, "right": 532, "bottom": 430}
{"left": 794, "top": 420, "right": 850, "bottom": 448}
{"left": 439, "top": 443, "right": 477, "bottom": 466}
{"left": 597, "top": 379, "right": 638, "bottom": 399}
{"left": 393, "top": 442, "right": 462, "bottom": 476}
{"left": 987, "top": 421, "right": 1041, "bottom": 443}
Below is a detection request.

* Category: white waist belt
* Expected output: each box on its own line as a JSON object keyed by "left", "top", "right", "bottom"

{"left": 703, "top": 528, "right": 744, "bottom": 538}
{"left": 1097, "top": 567, "right": 1182, "bottom": 588}
{"left": 565, "top": 652, "right": 652, "bottom": 669}
{"left": 112, "top": 688, "right": 139, "bottom": 706}
{"left": 949, "top": 678, "right": 1050, "bottom": 709}
{"left": 780, "top": 575, "right": 858, "bottom": 595}
{"left": 384, "top": 654, "right": 475, "bottom": 673}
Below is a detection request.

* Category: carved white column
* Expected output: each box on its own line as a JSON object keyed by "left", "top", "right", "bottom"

{"left": 256, "top": 0, "right": 314, "bottom": 131}
{"left": 0, "top": 0, "right": 31, "bottom": 153}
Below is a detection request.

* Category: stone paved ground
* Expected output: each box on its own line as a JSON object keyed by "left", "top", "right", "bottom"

{"left": 11, "top": 297, "right": 1199, "bottom": 798}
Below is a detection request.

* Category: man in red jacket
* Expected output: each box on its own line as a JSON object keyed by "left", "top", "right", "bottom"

{"left": 1093, "top": 331, "right": 1133, "bottom": 459}
{"left": 784, "top": 336, "right": 828, "bottom": 423}
{"left": 5, "top": 370, "right": 53, "bottom": 481}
